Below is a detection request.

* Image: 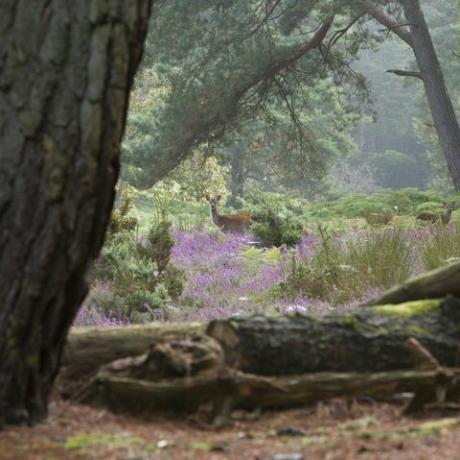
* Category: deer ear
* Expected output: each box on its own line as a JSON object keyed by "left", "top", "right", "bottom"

{"left": 216, "top": 194, "right": 222, "bottom": 201}
{"left": 204, "top": 193, "right": 210, "bottom": 201}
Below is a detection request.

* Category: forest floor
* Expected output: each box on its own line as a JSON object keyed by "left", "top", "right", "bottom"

{"left": 1, "top": 398, "right": 460, "bottom": 460}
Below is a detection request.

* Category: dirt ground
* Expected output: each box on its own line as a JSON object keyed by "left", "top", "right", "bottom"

{"left": 1, "top": 398, "right": 460, "bottom": 460}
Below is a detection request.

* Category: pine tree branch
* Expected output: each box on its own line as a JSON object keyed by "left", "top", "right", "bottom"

{"left": 359, "top": 0, "right": 414, "bottom": 48}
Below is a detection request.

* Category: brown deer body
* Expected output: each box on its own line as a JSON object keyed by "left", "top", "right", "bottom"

{"left": 206, "top": 194, "right": 252, "bottom": 233}
{"left": 416, "top": 202, "right": 455, "bottom": 225}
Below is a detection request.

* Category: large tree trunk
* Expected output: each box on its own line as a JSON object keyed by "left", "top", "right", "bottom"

{"left": 0, "top": 0, "right": 152, "bottom": 425}
{"left": 400, "top": 0, "right": 460, "bottom": 190}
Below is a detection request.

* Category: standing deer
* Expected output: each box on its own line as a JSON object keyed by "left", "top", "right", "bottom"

{"left": 416, "top": 202, "right": 455, "bottom": 225}
{"left": 205, "top": 194, "right": 252, "bottom": 233}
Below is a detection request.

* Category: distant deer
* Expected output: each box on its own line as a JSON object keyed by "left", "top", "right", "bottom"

{"left": 205, "top": 194, "right": 252, "bottom": 233}
{"left": 365, "top": 210, "right": 394, "bottom": 226}
{"left": 416, "top": 202, "right": 455, "bottom": 225}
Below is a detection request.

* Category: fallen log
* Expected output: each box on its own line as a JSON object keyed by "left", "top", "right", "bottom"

{"left": 78, "top": 337, "right": 460, "bottom": 416}
{"left": 206, "top": 296, "right": 460, "bottom": 375}
{"left": 81, "top": 368, "right": 460, "bottom": 414}
{"left": 59, "top": 322, "right": 203, "bottom": 397}
{"left": 60, "top": 297, "right": 460, "bottom": 397}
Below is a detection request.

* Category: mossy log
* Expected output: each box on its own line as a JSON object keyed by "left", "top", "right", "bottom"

{"left": 365, "top": 262, "right": 460, "bottom": 306}
{"left": 206, "top": 297, "right": 460, "bottom": 376}
{"left": 61, "top": 297, "right": 460, "bottom": 398}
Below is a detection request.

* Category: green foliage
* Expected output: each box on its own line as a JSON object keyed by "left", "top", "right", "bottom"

{"left": 110, "top": 187, "right": 138, "bottom": 235}
{"left": 90, "top": 210, "right": 184, "bottom": 321}
{"left": 251, "top": 213, "right": 304, "bottom": 247}
{"left": 139, "top": 220, "right": 174, "bottom": 274}
{"left": 119, "top": 0, "right": 377, "bottom": 190}
{"left": 277, "top": 226, "right": 413, "bottom": 304}
{"left": 415, "top": 201, "right": 446, "bottom": 214}
{"left": 310, "top": 189, "right": 452, "bottom": 220}
{"left": 240, "top": 188, "right": 305, "bottom": 246}
{"left": 241, "top": 188, "right": 307, "bottom": 216}
{"left": 364, "top": 210, "right": 394, "bottom": 226}
{"left": 422, "top": 222, "right": 460, "bottom": 270}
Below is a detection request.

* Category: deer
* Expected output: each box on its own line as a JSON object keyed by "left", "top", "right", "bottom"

{"left": 205, "top": 194, "right": 252, "bottom": 233}
{"left": 416, "top": 202, "right": 455, "bottom": 225}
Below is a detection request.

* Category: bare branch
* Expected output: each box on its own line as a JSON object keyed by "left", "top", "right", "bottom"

{"left": 386, "top": 69, "right": 423, "bottom": 79}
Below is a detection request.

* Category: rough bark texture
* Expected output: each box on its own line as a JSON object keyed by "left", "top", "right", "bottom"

{"left": 0, "top": 0, "right": 152, "bottom": 424}
{"left": 399, "top": 0, "right": 460, "bottom": 189}
{"left": 207, "top": 297, "right": 460, "bottom": 376}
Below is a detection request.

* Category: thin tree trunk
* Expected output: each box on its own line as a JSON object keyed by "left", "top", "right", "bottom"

{"left": 0, "top": 0, "right": 152, "bottom": 425}
{"left": 400, "top": 0, "right": 460, "bottom": 190}
{"left": 230, "top": 145, "right": 245, "bottom": 206}
{"left": 362, "top": 0, "right": 460, "bottom": 189}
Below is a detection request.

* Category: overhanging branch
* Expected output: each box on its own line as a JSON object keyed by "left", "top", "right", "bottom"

{"left": 359, "top": 0, "right": 413, "bottom": 48}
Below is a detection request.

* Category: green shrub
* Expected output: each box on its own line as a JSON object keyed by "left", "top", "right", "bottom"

{"left": 110, "top": 187, "right": 138, "bottom": 234}
{"left": 89, "top": 213, "right": 184, "bottom": 321}
{"left": 137, "top": 220, "right": 174, "bottom": 274}
{"left": 277, "top": 226, "right": 413, "bottom": 304}
{"left": 251, "top": 210, "right": 303, "bottom": 247}
{"left": 343, "top": 227, "right": 413, "bottom": 290}
{"left": 415, "top": 201, "right": 446, "bottom": 214}
{"left": 364, "top": 210, "right": 394, "bottom": 226}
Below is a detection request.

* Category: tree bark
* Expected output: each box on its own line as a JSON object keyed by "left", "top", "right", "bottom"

{"left": 60, "top": 322, "right": 204, "bottom": 397}
{"left": 400, "top": 0, "right": 460, "bottom": 190}
{"left": 0, "top": 0, "right": 153, "bottom": 425}
{"left": 365, "top": 0, "right": 460, "bottom": 190}
{"left": 207, "top": 297, "right": 460, "bottom": 376}
{"left": 230, "top": 144, "right": 246, "bottom": 206}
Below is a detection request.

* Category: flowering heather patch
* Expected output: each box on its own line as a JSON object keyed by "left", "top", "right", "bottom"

{"left": 170, "top": 228, "right": 289, "bottom": 320}
{"left": 75, "top": 221, "right": 460, "bottom": 327}
{"left": 74, "top": 304, "right": 129, "bottom": 328}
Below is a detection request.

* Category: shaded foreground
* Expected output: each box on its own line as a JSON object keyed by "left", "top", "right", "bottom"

{"left": 0, "top": 398, "right": 459, "bottom": 460}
